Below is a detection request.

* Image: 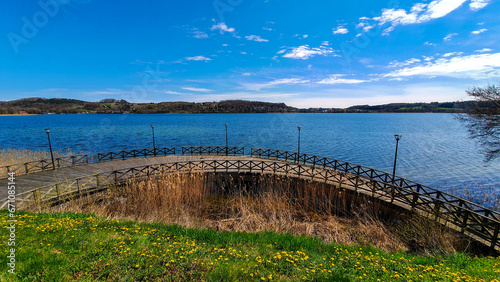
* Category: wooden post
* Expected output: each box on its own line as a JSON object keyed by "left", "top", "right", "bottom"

{"left": 491, "top": 223, "right": 499, "bottom": 250}
{"left": 56, "top": 184, "right": 60, "bottom": 200}
{"left": 33, "top": 190, "right": 41, "bottom": 207}
{"left": 25, "top": 163, "right": 29, "bottom": 174}
{"left": 76, "top": 179, "right": 81, "bottom": 196}
{"left": 411, "top": 191, "right": 419, "bottom": 211}
{"left": 434, "top": 198, "right": 442, "bottom": 221}
{"left": 461, "top": 209, "right": 469, "bottom": 234}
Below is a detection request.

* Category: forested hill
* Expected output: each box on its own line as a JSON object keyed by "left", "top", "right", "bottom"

{"left": 0, "top": 98, "right": 296, "bottom": 114}
{"left": 344, "top": 101, "right": 469, "bottom": 113}
{"left": 0, "top": 98, "right": 480, "bottom": 114}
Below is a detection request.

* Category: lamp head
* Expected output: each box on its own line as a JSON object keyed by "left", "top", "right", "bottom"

{"left": 151, "top": 124, "right": 154, "bottom": 128}
{"left": 45, "top": 128, "right": 50, "bottom": 133}
{"left": 225, "top": 123, "right": 228, "bottom": 127}
{"left": 298, "top": 126, "right": 302, "bottom": 130}
{"left": 394, "top": 134, "right": 402, "bottom": 141}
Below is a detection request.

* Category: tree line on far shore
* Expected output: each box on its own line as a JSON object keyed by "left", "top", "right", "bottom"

{"left": 0, "top": 97, "right": 487, "bottom": 114}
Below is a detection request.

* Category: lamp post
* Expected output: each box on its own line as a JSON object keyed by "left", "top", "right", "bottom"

{"left": 45, "top": 128, "right": 55, "bottom": 170}
{"left": 297, "top": 126, "right": 302, "bottom": 162}
{"left": 392, "top": 134, "right": 402, "bottom": 183}
{"left": 151, "top": 124, "right": 156, "bottom": 156}
{"left": 225, "top": 123, "right": 228, "bottom": 156}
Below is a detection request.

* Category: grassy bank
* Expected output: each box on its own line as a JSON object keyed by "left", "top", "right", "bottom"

{"left": 48, "top": 172, "right": 472, "bottom": 254}
{"left": 1, "top": 211, "right": 499, "bottom": 281}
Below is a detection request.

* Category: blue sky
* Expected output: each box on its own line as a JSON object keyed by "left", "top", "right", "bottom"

{"left": 0, "top": 0, "right": 499, "bottom": 108}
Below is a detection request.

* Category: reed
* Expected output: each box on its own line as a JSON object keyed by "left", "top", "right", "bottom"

{"left": 43, "top": 170, "right": 470, "bottom": 254}
{"left": 0, "top": 148, "right": 80, "bottom": 166}
{"left": 0, "top": 148, "right": 84, "bottom": 177}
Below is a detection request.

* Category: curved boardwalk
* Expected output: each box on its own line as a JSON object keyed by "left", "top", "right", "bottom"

{"left": 1, "top": 146, "right": 499, "bottom": 252}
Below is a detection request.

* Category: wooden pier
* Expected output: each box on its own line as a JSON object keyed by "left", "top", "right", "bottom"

{"left": 1, "top": 146, "right": 499, "bottom": 252}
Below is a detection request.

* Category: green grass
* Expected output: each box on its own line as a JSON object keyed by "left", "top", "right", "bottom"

{"left": 1, "top": 211, "right": 499, "bottom": 281}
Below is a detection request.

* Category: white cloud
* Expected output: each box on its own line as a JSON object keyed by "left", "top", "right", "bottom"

{"left": 243, "top": 78, "right": 311, "bottom": 91}
{"left": 356, "top": 22, "right": 367, "bottom": 29}
{"left": 475, "top": 48, "right": 493, "bottom": 53}
{"left": 245, "top": 35, "right": 269, "bottom": 42}
{"left": 240, "top": 51, "right": 247, "bottom": 55}
{"left": 384, "top": 52, "right": 500, "bottom": 80}
{"left": 317, "top": 74, "right": 369, "bottom": 85}
{"left": 193, "top": 31, "right": 208, "bottom": 39}
{"left": 242, "top": 73, "right": 252, "bottom": 76}
{"left": 284, "top": 84, "right": 468, "bottom": 108}
{"left": 443, "top": 51, "right": 463, "bottom": 57}
{"left": 333, "top": 26, "right": 349, "bottom": 34}
{"left": 262, "top": 27, "right": 273, "bottom": 31}
{"left": 321, "top": 41, "right": 329, "bottom": 46}
{"left": 469, "top": 0, "right": 491, "bottom": 11}
{"left": 165, "top": 91, "right": 182, "bottom": 95}
{"left": 419, "top": 0, "right": 467, "bottom": 22}
{"left": 185, "top": 56, "right": 212, "bottom": 62}
{"left": 388, "top": 58, "right": 422, "bottom": 68}
{"left": 267, "top": 78, "right": 310, "bottom": 86}
{"left": 424, "top": 41, "right": 436, "bottom": 46}
{"left": 211, "top": 22, "right": 235, "bottom": 34}
{"left": 369, "top": 0, "right": 468, "bottom": 35}
{"left": 183, "top": 92, "right": 298, "bottom": 103}
{"left": 374, "top": 9, "right": 419, "bottom": 26}
{"left": 443, "top": 33, "right": 458, "bottom": 41}
{"left": 471, "top": 28, "right": 487, "bottom": 34}
{"left": 279, "top": 45, "right": 338, "bottom": 60}
{"left": 182, "top": 87, "right": 213, "bottom": 92}
{"left": 362, "top": 25, "right": 374, "bottom": 33}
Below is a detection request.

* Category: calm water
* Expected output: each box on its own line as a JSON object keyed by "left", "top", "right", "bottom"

{"left": 1, "top": 113, "right": 498, "bottom": 196}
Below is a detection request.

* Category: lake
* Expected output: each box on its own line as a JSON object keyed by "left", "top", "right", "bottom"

{"left": 1, "top": 113, "right": 498, "bottom": 199}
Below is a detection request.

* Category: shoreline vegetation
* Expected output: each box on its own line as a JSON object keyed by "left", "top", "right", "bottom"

{"left": 2, "top": 150, "right": 500, "bottom": 280}
{"left": 0, "top": 97, "right": 490, "bottom": 115}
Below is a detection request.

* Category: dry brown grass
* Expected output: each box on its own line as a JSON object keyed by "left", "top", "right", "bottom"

{"left": 44, "top": 171, "right": 469, "bottom": 254}
{"left": 0, "top": 148, "right": 78, "bottom": 167}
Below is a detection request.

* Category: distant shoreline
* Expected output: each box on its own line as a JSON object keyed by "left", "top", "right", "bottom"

{"left": 0, "top": 98, "right": 473, "bottom": 114}
{"left": 5, "top": 111, "right": 458, "bottom": 115}
{"left": 0, "top": 114, "right": 38, "bottom": 116}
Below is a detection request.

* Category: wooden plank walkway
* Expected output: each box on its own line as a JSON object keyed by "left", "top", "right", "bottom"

{"left": 1, "top": 146, "right": 498, "bottom": 252}
{"left": 0, "top": 154, "right": 251, "bottom": 201}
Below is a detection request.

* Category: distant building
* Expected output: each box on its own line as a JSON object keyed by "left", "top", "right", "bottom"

{"left": 19, "top": 111, "right": 28, "bottom": 115}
